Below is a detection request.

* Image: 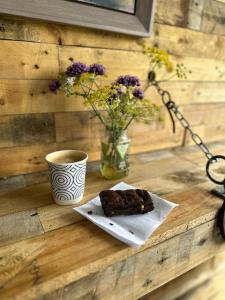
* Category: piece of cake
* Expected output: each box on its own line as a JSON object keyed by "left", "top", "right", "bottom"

{"left": 99, "top": 189, "right": 154, "bottom": 217}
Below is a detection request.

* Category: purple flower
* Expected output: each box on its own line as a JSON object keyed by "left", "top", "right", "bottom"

{"left": 49, "top": 80, "right": 61, "bottom": 94}
{"left": 133, "top": 88, "right": 144, "bottom": 99}
{"left": 89, "top": 64, "right": 106, "bottom": 76}
{"left": 108, "top": 87, "right": 123, "bottom": 104}
{"left": 66, "top": 62, "right": 89, "bottom": 77}
{"left": 116, "top": 75, "right": 141, "bottom": 87}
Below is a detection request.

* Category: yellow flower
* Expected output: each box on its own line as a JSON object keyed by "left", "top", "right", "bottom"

{"left": 143, "top": 45, "right": 174, "bottom": 73}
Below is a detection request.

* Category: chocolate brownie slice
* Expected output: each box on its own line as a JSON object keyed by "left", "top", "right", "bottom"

{"left": 99, "top": 189, "right": 154, "bottom": 217}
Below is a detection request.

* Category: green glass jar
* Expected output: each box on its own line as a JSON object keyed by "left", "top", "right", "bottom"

{"left": 100, "top": 129, "right": 130, "bottom": 180}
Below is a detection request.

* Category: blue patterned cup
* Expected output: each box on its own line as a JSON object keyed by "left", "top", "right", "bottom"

{"left": 46, "top": 150, "right": 88, "bottom": 205}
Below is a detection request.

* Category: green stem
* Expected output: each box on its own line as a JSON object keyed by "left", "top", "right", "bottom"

{"left": 124, "top": 116, "right": 134, "bottom": 130}
{"left": 80, "top": 83, "right": 106, "bottom": 127}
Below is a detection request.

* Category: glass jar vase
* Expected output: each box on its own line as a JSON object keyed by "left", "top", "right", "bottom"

{"left": 100, "top": 129, "right": 130, "bottom": 180}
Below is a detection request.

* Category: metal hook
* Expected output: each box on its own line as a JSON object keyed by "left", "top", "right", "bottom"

{"left": 206, "top": 155, "right": 225, "bottom": 241}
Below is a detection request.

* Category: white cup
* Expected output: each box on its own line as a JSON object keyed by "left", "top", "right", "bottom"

{"left": 46, "top": 150, "right": 88, "bottom": 205}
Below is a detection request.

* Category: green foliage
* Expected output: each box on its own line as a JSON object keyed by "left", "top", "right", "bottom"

{"left": 55, "top": 67, "right": 159, "bottom": 134}
{"left": 143, "top": 44, "right": 191, "bottom": 81}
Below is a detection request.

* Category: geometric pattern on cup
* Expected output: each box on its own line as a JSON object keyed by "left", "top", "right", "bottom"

{"left": 48, "top": 162, "right": 86, "bottom": 201}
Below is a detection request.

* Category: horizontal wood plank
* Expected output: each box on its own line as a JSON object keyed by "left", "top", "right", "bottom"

{"left": 0, "top": 183, "right": 53, "bottom": 217}
{"left": 141, "top": 251, "right": 225, "bottom": 300}
{"left": 0, "top": 40, "right": 58, "bottom": 79}
{"left": 0, "top": 79, "right": 85, "bottom": 115}
{"left": 0, "top": 1, "right": 187, "bottom": 47}
{"left": 1, "top": 218, "right": 224, "bottom": 299}
{"left": 0, "top": 113, "right": 55, "bottom": 148}
{"left": 60, "top": 45, "right": 225, "bottom": 82}
{"left": 0, "top": 209, "right": 44, "bottom": 247}
{"left": 201, "top": 0, "right": 225, "bottom": 36}
{"left": 1, "top": 80, "right": 225, "bottom": 115}
{"left": 38, "top": 168, "right": 207, "bottom": 233}
{"left": 0, "top": 117, "right": 184, "bottom": 177}
{"left": 1, "top": 16, "right": 225, "bottom": 63}
{"left": 0, "top": 151, "right": 196, "bottom": 215}
{"left": 155, "top": 0, "right": 188, "bottom": 27}
{"left": 151, "top": 24, "right": 225, "bottom": 61}
{"left": 0, "top": 148, "right": 224, "bottom": 299}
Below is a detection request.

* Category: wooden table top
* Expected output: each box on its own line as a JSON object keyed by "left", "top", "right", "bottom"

{"left": 1, "top": 142, "right": 225, "bottom": 300}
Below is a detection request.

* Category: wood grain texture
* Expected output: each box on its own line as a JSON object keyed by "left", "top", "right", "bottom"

{"left": 0, "top": 79, "right": 86, "bottom": 115}
{"left": 59, "top": 45, "right": 225, "bottom": 82}
{"left": 0, "top": 209, "right": 44, "bottom": 247}
{"left": 151, "top": 24, "right": 225, "bottom": 61}
{"left": 0, "top": 3, "right": 225, "bottom": 299}
{"left": 0, "top": 183, "right": 53, "bottom": 217}
{"left": 38, "top": 168, "right": 207, "bottom": 233}
{"left": 0, "top": 40, "right": 58, "bottom": 79}
{"left": 0, "top": 113, "right": 55, "bottom": 148}
{"left": 0, "top": 149, "right": 224, "bottom": 299}
{"left": 155, "top": 0, "right": 189, "bottom": 27}
{"left": 1, "top": 219, "right": 224, "bottom": 300}
{"left": 0, "top": 171, "right": 49, "bottom": 193}
{"left": 187, "top": 0, "right": 205, "bottom": 31}
{"left": 0, "top": 0, "right": 153, "bottom": 37}
{"left": 0, "top": 1, "right": 187, "bottom": 46}
{"left": 2, "top": 80, "right": 225, "bottom": 116}
{"left": 201, "top": 0, "right": 225, "bottom": 35}
{"left": 141, "top": 251, "right": 225, "bottom": 300}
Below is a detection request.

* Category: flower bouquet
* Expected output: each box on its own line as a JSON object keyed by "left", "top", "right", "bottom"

{"left": 49, "top": 61, "right": 158, "bottom": 179}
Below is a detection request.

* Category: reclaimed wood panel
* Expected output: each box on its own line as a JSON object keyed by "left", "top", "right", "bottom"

{"left": 0, "top": 117, "right": 185, "bottom": 177}
{"left": 0, "top": 113, "right": 55, "bottom": 148}
{"left": 201, "top": 0, "right": 225, "bottom": 35}
{"left": 141, "top": 252, "right": 225, "bottom": 300}
{"left": 60, "top": 45, "right": 225, "bottom": 82}
{"left": 2, "top": 16, "right": 225, "bottom": 62}
{"left": 0, "top": 144, "right": 56, "bottom": 177}
{"left": 1, "top": 218, "right": 224, "bottom": 300}
{"left": 0, "top": 182, "right": 53, "bottom": 217}
{"left": 183, "top": 103, "right": 225, "bottom": 126}
{"left": 0, "top": 40, "right": 58, "bottom": 79}
{"left": 0, "top": 152, "right": 196, "bottom": 217}
{"left": 0, "top": 175, "right": 25, "bottom": 192}
{"left": 38, "top": 169, "right": 207, "bottom": 233}
{"left": 59, "top": 46, "right": 149, "bottom": 81}
{"left": 151, "top": 24, "right": 225, "bottom": 61}
{"left": 173, "top": 268, "right": 225, "bottom": 300}
{"left": 0, "top": 149, "right": 224, "bottom": 299}
{"left": 1, "top": 80, "right": 225, "bottom": 116}
{"left": 187, "top": 0, "right": 205, "bottom": 31}
{"left": 0, "top": 171, "right": 49, "bottom": 193}
{"left": 0, "top": 208, "right": 44, "bottom": 247}
{"left": 175, "top": 142, "right": 225, "bottom": 166}
{"left": 0, "top": 1, "right": 187, "bottom": 46}
{"left": 0, "top": 79, "right": 86, "bottom": 115}
{"left": 155, "top": 0, "right": 189, "bottom": 27}
{"left": 0, "top": 3, "right": 225, "bottom": 299}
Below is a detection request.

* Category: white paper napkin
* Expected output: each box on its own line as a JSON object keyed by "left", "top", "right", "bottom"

{"left": 74, "top": 182, "right": 178, "bottom": 248}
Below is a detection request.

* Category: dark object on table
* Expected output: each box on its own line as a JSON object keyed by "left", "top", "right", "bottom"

{"left": 99, "top": 189, "right": 154, "bottom": 217}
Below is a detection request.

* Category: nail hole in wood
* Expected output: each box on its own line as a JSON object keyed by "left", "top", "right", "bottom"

{"left": 31, "top": 212, "right": 38, "bottom": 217}
{"left": 143, "top": 278, "right": 152, "bottom": 287}
{"left": 198, "top": 238, "right": 207, "bottom": 246}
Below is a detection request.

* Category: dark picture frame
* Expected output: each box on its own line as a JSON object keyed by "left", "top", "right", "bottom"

{"left": 0, "top": 0, "right": 155, "bottom": 37}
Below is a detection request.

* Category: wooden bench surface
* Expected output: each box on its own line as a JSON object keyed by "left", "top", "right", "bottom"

{"left": 1, "top": 143, "right": 225, "bottom": 300}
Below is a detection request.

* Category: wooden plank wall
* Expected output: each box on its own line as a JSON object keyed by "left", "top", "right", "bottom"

{"left": 0, "top": 0, "right": 225, "bottom": 189}
{"left": 141, "top": 251, "right": 225, "bottom": 300}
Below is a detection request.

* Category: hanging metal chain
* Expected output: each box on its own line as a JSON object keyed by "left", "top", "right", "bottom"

{"left": 152, "top": 81, "right": 214, "bottom": 161}
{"left": 151, "top": 80, "right": 225, "bottom": 241}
